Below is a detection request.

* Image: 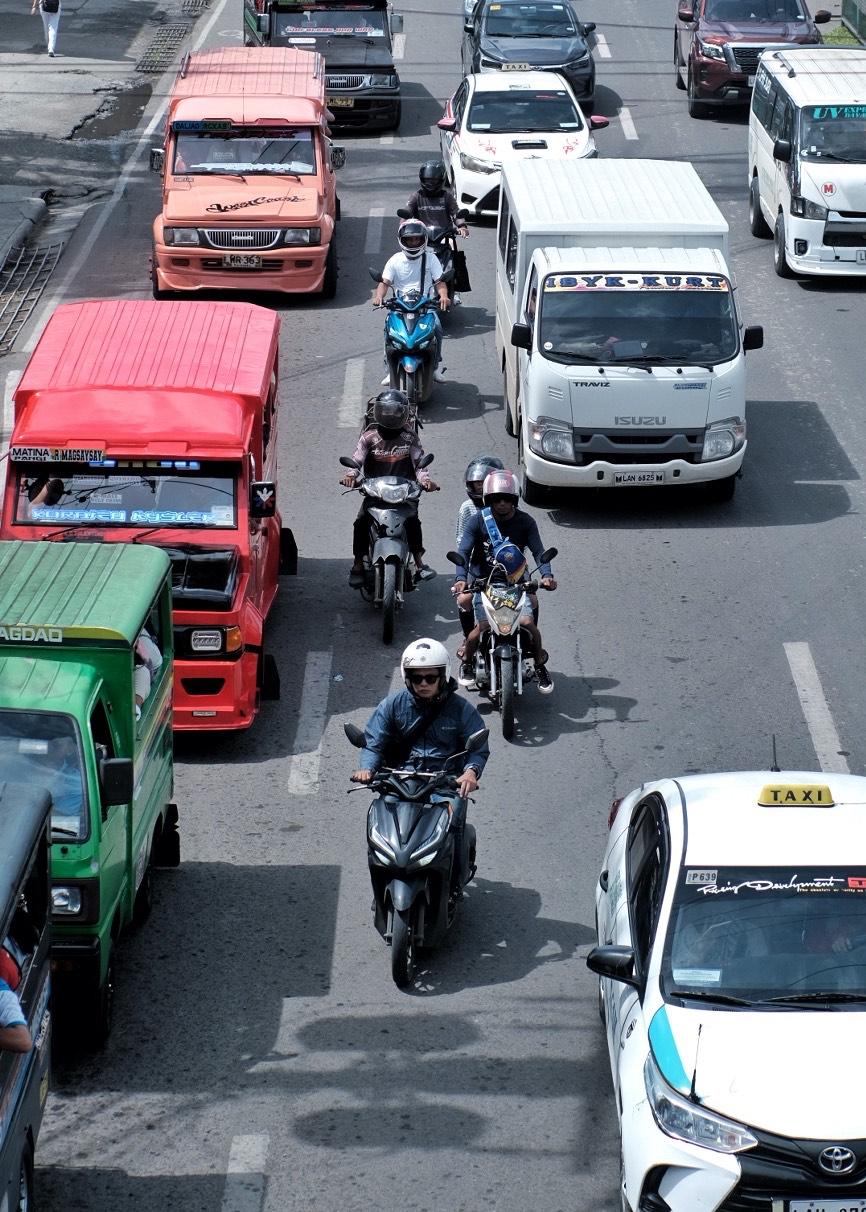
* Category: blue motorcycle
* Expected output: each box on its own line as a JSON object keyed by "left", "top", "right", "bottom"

{"left": 370, "top": 271, "right": 451, "bottom": 407}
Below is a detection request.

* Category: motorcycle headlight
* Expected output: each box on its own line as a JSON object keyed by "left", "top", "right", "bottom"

{"left": 701, "top": 416, "right": 746, "bottom": 462}
{"left": 790, "top": 196, "right": 828, "bottom": 221}
{"left": 369, "top": 73, "right": 397, "bottom": 87}
{"left": 491, "top": 606, "right": 518, "bottom": 633}
{"left": 282, "top": 228, "right": 321, "bottom": 246}
{"left": 409, "top": 807, "right": 450, "bottom": 862}
{"left": 368, "top": 810, "right": 397, "bottom": 862}
{"left": 459, "top": 151, "right": 499, "bottom": 175}
{"left": 645, "top": 1055, "right": 758, "bottom": 1154}
{"left": 164, "top": 227, "right": 201, "bottom": 246}
{"left": 696, "top": 37, "right": 725, "bottom": 60}
{"left": 528, "top": 416, "right": 575, "bottom": 462}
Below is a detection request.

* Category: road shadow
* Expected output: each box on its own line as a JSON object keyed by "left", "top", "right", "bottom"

{"left": 37, "top": 1168, "right": 226, "bottom": 1212}
{"left": 507, "top": 672, "right": 643, "bottom": 749}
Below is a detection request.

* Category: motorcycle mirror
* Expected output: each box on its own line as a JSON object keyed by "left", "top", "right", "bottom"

{"left": 344, "top": 723, "right": 366, "bottom": 749}
{"left": 396, "top": 206, "right": 411, "bottom": 219}
{"left": 457, "top": 208, "right": 470, "bottom": 220}
{"left": 445, "top": 550, "right": 463, "bottom": 566}
{"left": 419, "top": 452, "right": 434, "bottom": 468}
{"left": 339, "top": 456, "right": 361, "bottom": 469}
{"left": 538, "top": 547, "right": 558, "bottom": 564}
{"left": 465, "top": 728, "right": 489, "bottom": 753}
{"left": 368, "top": 268, "right": 383, "bottom": 283}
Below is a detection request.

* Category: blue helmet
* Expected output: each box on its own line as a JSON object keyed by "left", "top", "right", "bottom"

{"left": 493, "top": 542, "right": 527, "bottom": 584}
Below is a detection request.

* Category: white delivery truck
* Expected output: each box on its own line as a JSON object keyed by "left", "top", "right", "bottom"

{"left": 496, "top": 159, "right": 764, "bottom": 502}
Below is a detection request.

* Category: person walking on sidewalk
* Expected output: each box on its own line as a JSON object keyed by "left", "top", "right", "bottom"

{"left": 31, "top": 0, "right": 61, "bottom": 56}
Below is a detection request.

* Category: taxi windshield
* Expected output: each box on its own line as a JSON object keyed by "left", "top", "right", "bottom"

{"left": 174, "top": 128, "right": 317, "bottom": 175}
{"left": 0, "top": 711, "right": 88, "bottom": 842}
{"left": 483, "top": 2, "right": 578, "bottom": 37}
{"left": 538, "top": 275, "right": 738, "bottom": 366}
{"left": 276, "top": 8, "right": 387, "bottom": 36}
{"left": 14, "top": 460, "right": 238, "bottom": 530}
{"left": 662, "top": 866, "right": 866, "bottom": 1004}
{"left": 799, "top": 106, "right": 866, "bottom": 164}
{"left": 467, "top": 89, "right": 582, "bottom": 132}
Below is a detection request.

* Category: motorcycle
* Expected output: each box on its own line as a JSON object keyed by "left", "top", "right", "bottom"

{"left": 395, "top": 206, "right": 470, "bottom": 315}
{"left": 345, "top": 721, "right": 489, "bottom": 988}
{"left": 340, "top": 452, "right": 434, "bottom": 645}
{"left": 369, "top": 269, "right": 452, "bottom": 407}
{"left": 446, "top": 546, "right": 558, "bottom": 740}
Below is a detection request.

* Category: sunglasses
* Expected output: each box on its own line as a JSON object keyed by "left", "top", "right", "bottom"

{"left": 408, "top": 671, "right": 441, "bottom": 685}
{"left": 488, "top": 495, "right": 515, "bottom": 505}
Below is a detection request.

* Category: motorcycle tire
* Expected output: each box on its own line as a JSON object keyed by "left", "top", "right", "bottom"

{"left": 397, "top": 367, "right": 421, "bottom": 408}
{"left": 500, "top": 662, "right": 515, "bottom": 741}
{"left": 391, "top": 906, "right": 416, "bottom": 988}
{"left": 382, "top": 562, "right": 397, "bottom": 645}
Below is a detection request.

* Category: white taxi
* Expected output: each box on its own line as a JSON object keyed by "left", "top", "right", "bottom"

{"left": 588, "top": 770, "right": 866, "bottom": 1212}
{"left": 436, "top": 70, "right": 607, "bottom": 218}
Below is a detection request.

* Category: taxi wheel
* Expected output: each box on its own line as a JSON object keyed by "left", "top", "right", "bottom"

{"left": 674, "top": 37, "right": 685, "bottom": 89}
{"left": 706, "top": 473, "right": 737, "bottom": 503}
{"left": 773, "top": 213, "right": 792, "bottom": 278}
{"left": 15, "top": 1142, "right": 33, "bottom": 1212}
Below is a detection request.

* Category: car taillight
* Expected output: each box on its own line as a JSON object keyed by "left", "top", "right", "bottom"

{"left": 607, "top": 797, "right": 623, "bottom": 830}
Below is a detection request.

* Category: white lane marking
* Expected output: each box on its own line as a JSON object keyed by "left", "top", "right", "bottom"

{"left": 22, "top": 0, "right": 232, "bottom": 351}
{"left": 287, "top": 651, "right": 334, "bottom": 795}
{"left": 619, "top": 106, "right": 638, "bottom": 140}
{"left": 595, "top": 32, "right": 611, "bottom": 57}
{"left": 221, "top": 1134, "right": 268, "bottom": 1212}
{"left": 339, "top": 357, "right": 365, "bottom": 428}
{"left": 364, "top": 205, "right": 385, "bottom": 254}
{"left": 784, "top": 642, "right": 850, "bottom": 774}
{"left": 393, "top": 32, "right": 406, "bottom": 59}
{"left": 380, "top": 134, "right": 395, "bottom": 145}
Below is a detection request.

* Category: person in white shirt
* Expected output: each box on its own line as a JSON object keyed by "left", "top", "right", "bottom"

{"left": 372, "top": 219, "right": 451, "bottom": 383}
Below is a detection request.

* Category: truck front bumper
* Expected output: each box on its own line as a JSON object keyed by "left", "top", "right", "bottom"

{"left": 524, "top": 443, "right": 745, "bottom": 489}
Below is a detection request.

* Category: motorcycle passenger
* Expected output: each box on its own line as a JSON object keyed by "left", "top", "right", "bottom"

{"left": 452, "top": 469, "right": 557, "bottom": 693}
{"left": 455, "top": 455, "right": 505, "bottom": 643}
{"left": 341, "top": 389, "right": 440, "bottom": 588}
{"left": 404, "top": 160, "right": 469, "bottom": 303}
{"left": 350, "top": 638, "right": 489, "bottom": 892}
{"left": 373, "top": 219, "right": 450, "bottom": 383}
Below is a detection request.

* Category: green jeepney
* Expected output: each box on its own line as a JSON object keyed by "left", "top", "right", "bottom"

{"left": 0, "top": 541, "right": 178, "bottom": 1042}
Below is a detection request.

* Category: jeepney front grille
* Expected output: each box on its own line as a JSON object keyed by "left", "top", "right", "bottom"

{"left": 203, "top": 229, "right": 281, "bottom": 250}
{"left": 200, "top": 258, "right": 284, "bottom": 270}
{"left": 326, "top": 73, "right": 366, "bottom": 89}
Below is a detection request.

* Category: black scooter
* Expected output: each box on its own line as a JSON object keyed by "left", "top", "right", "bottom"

{"left": 345, "top": 723, "right": 488, "bottom": 988}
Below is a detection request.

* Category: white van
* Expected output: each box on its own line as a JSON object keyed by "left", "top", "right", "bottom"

{"left": 748, "top": 47, "right": 866, "bottom": 276}
{"left": 496, "top": 159, "right": 764, "bottom": 502}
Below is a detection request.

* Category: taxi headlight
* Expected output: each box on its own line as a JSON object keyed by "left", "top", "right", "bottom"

{"left": 528, "top": 416, "right": 575, "bottom": 462}
{"left": 164, "top": 227, "right": 201, "bottom": 246}
{"left": 790, "top": 196, "right": 828, "bottom": 221}
{"left": 701, "top": 417, "right": 746, "bottom": 462}
{"left": 459, "top": 151, "right": 499, "bottom": 175}
{"left": 644, "top": 1055, "right": 758, "bottom": 1154}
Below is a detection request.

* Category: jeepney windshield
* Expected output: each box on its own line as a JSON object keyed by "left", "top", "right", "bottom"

{"left": 276, "top": 7, "right": 388, "bottom": 36}
{"left": 537, "top": 273, "right": 738, "bottom": 366}
{"left": 0, "top": 711, "right": 88, "bottom": 842}
{"left": 173, "top": 127, "right": 317, "bottom": 175}
{"left": 13, "top": 460, "right": 238, "bottom": 530}
{"left": 799, "top": 105, "right": 866, "bottom": 164}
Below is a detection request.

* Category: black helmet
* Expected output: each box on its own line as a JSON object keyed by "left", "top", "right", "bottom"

{"left": 464, "top": 455, "right": 505, "bottom": 505}
{"left": 419, "top": 160, "right": 447, "bottom": 193}
{"left": 372, "top": 389, "right": 410, "bottom": 431}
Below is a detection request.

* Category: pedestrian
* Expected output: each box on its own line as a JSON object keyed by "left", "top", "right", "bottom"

{"left": 31, "top": 0, "right": 61, "bottom": 57}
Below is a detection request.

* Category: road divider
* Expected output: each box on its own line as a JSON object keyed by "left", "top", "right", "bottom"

{"left": 784, "top": 641, "right": 850, "bottom": 774}
{"left": 287, "top": 650, "right": 334, "bottom": 795}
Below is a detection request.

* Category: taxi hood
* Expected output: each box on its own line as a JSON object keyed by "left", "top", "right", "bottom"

{"left": 469, "top": 131, "right": 590, "bottom": 161}
{"left": 653, "top": 1004, "right": 866, "bottom": 1137}
{"left": 165, "top": 180, "right": 322, "bottom": 225}
{"left": 799, "top": 160, "right": 866, "bottom": 213}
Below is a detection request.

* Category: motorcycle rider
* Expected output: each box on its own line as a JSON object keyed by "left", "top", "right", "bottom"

{"left": 452, "top": 470, "right": 557, "bottom": 693}
{"left": 404, "top": 160, "right": 469, "bottom": 303}
{"left": 373, "top": 219, "right": 450, "bottom": 383}
{"left": 341, "top": 389, "right": 440, "bottom": 587}
{"left": 351, "top": 638, "right": 489, "bottom": 893}
{"left": 455, "top": 455, "right": 505, "bottom": 643}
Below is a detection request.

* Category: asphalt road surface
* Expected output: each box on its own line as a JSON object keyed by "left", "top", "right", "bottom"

{"left": 4, "top": 0, "right": 866, "bottom": 1206}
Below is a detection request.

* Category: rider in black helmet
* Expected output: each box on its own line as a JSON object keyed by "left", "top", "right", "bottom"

{"left": 404, "top": 159, "right": 469, "bottom": 302}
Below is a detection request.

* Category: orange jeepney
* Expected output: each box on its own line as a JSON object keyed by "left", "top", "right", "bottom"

{"left": 150, "top": 47, "right": 345, "bottom": 299}
{"left": 1, "top": 298, "right": 297, "bottom": 732}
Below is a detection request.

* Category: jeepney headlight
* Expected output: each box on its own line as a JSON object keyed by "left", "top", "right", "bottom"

{"left": 51, "top": 886, "right": 83, "bottom": 915}
{"left": 191, "top": 629, "right": 222, "bottom": 653}
{"left": 369, "top": 73, "right": 397, "bottom": 87}
{"left": 528, "top": 415, "right": 575, "bottom": 462}
{"left": 645, "top": 1055, "right": 758, "bottom": 1154}
{"left": 701, "top": 416, "right": 746, "bottom": 462}
{"left": 281, "top": 228, "right": 321, "bottom": 246}
{"left": 790, "top": 196, "right": 828, "bottom": 221}
{"left": 164, "top": 227, "right": 201, "bottom": 246}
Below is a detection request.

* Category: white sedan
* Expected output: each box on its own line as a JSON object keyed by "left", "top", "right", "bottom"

{"left": 588, "top": 770, "right": 866, "bottom": 1212}
{"left": 437, "top": 70, "right": 607, "bottom": 219}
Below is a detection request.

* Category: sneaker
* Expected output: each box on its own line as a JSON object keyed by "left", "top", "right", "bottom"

{"left": 414, "top": 563, "right": 435, "bottom": 583}
{"left": 453, "top": 292, "right": 462, "bottom": 306}
{"left": 535, "top": 663, "right": 554, "bottom": 694}
{"left": 457, "top": 660, "right": 475, "bottom": 688}
{"left": 433, "top": 366, "right": 447, "bottom": 383}
{"left": 381, "top": 374, "right": 390, "bottom": 385}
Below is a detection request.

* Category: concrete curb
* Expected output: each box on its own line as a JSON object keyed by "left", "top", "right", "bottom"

{"left": 0, "top": 192, "right": 49, "bottom": 268}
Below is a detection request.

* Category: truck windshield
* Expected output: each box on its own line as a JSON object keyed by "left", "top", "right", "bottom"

{"left": 13, "top": 460, "right": 238, "bottom": 530}
{"left": 0, "top": 711, "right": 88, "bottom": 842}
{"left": 174, "top": 128, "right": 317, "bottom": 175}
{"left": 484, "top": 2, "right": 578, "bottom": 38}
{"left": 276, "top": 8, "right": 387, "bottom": 36}
{"left": 800, "top": 105, "right": 866, "bottom": 164}
{"left": 467, "top": 89, "right": 583, "bottom": 132}
{"left": 538, "top": 274, "right": 738, "bottom": 366}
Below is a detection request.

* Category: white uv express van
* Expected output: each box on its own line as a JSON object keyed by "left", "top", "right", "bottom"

{"left": 748, "top": 47, "right": 866, "bottom": 277}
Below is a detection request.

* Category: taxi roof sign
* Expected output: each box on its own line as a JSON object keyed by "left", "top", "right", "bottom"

{"left": 758, "top": 783, "right": 835, "bottom": 807}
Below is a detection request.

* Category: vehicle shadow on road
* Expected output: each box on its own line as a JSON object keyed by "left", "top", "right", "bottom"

{"left": 473, "top": 672, "right": 642, "bottom": 749}
{"left": 37, "top": 1169, "right": 225, "bottom": 1211}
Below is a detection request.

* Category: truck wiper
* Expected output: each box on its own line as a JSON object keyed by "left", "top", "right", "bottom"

{"left": 188, "top": 167, "right": 248, "bottom": 182}
{"left": 811, "top": 150, "right": 862, "bottom": 164}
{"left": 672, "top": 989, "right": 759, "bottom": 1007}
{"left": 762, "top": 991, "right": 866, "bottom": 1005}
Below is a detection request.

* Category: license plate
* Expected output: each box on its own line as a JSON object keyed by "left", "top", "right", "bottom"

{"left": 222, "top": 254, "right": 261, "bottom": 269}
{"left": 502, "top": 62, "right": 531, "bottom": 70}
{"left": 748, "top": 73, "right": 755, "bottom": 85}
{"left": 613, "top": 471, "right": 664, "bottom": 486}
{"left": 789, "top": 1201, "right": 866, "bottom": 1211}
{"left": 327, "top": 95, "right": 355, "bottom": 107}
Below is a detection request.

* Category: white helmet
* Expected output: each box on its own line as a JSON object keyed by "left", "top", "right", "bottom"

{"left": 401, "top": 637, "right": 450, "bottom": 686}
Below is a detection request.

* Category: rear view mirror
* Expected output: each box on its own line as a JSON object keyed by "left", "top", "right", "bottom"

{"left": 813, "top": 7, "right": 831, "bottom": 18}
{"left": 677, "top": 1, "right": 694, "bottom": 19}
{"left": 538, "top": 547, "right": 558, "bottom": 563}
{"left": 465, "top": 728, "right": 489, "bottom": 753}
{"left": 396, "top": 206, "right": 412, "bottom": 219}
{"left": 100, "top": 757, "right": 133, "bottom": 809}
{"left": 457, "top": 208, "right": 470, "bottom": 220}
{"left": 340, "top": 456, "right": 361, "bottom": 469}
{"left": 419, "top": 452, "right": 434, "bottom": 468}
{"left": 773, "top": 138, "right": 792, "bottom": 163}
{"left": 581, "top": 20, "right": 596, "bottom": 34}
{"left": 511, "top": 322, "right": 532, "bottom": 350}
{"left": 743, "top": 325, "right": 764, "bottom": 352}
{"left": 344, "top": 723, "right": 366, "bottom": 749}
{"left": 446, "top": 550, "right": 464, "bottom": 566}
{"left": 437, "top": 117, "right": 458, "bottom": 132}
{"left": 590, "top": 114, "right": 610, "bottom": 130}
{"left": 250, "top": 481, "right": 277, "bottom": 519}
{"left": 585, "top": 944, "right": 639, "bottom": 988}
{"left": 331, "top": 145, "right": 346, "bottom": 170}
{"left": 149, "top": 148, "right": 165, "bottom": 174}
{"left": 369, "top": 267, "right": 383, "bottom": 283}
{"left": 390, "top": 11, "right": 403, "bottom": 33}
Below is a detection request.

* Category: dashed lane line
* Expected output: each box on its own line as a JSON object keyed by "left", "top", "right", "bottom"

{"left": 595, "top": 32, "right": 611, "bottom": 57}
{"left": 784, "top": 641, "right": 850, "bottom": 774}
{"left": 220, "top": 1134, "right": 269, "bottom": 1212}
{"left": 339, "top": 357, "right": 366, "bottom": 428}
{"left": 619, "top": 106, "right": 638, "bottom": 140}
{"left": 364, "top": 206, "right": 385, "bottom": 254}
{"left": 287, "top": 650, "right": 334, "bottom": 795}
{"left": 380, "top": 134, "right": 395, "bottom": 145}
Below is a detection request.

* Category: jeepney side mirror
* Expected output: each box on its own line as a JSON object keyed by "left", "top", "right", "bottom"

{"left": 390, "top": 11, "right": 404, "bottom": 33}
{"left": 250, "top": 481, "right": 277, "bottom": 519}
{"left": 437, "top": 116, "right": 457, "bottom": 132}
{"left": 773, "top": 138, "right": 792, "bottom": 163}
{"left": 743, "top": 325, "right": 764, "bottom": 352}
{"left": 100, "top": 757, "right": 133, "bottom": 811}
{"left": 585, "top": 944, "right": 640, "bottom": 989}
{"left": 511, "top": 322, "right": 532, "bottom": 350}
{"left": 149, "top": 148, "right": 165, "bottom": 174}
{"left": 331, "top": 145, "right": 346, "bottom": 170}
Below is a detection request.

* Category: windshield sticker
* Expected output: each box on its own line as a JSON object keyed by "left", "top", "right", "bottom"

{"left": 205, "top": 194, "right": 301, "bottom": 213}
{"left": 11, "top": 446, "right": 104, "bottom": 462}
{"left": 544, "top": 274, "right": 729, "bottom": 292}
{"left": 811, "top": 105, "right": 866, "bottom": 120}
{"left": 173, "top": 120, "right": 233, "bottom": 132}
{"left": 672, "top": 967, "right": 721, "bottom": 984}
{"left": 685, "top": 869, "right": 717, "bottom": 885}
{"left": 695, "top": 873, "right": 864, "bottom": 897}
{"left": 32, "top": 507, "right": 125, "bottom": 524}
{"left": 0, "top": 626, "right": 63, "bottom": 644}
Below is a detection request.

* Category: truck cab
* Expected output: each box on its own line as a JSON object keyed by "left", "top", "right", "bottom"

{"left": 150, "top": 48, "right": 344, "bottom": 299}
{"left": 243, "top": 0, "right": 403, "bottom": 131}
{"left": 1, "top": 299, "right": 296, "bottom": 732}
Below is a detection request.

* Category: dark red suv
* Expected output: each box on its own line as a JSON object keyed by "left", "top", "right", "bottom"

{"left": 674, "top": 0, "right": 829, "bottom": 117}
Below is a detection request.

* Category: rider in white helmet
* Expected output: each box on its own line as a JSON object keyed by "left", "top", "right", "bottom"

{"left": 350, "top": 637, "right": 490, "bottom": 890}
{"left": 373, "top": 219, "right": 451, "bottom": 383}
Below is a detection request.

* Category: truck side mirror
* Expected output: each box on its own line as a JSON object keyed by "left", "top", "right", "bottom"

{"left": 331, "top": 145, "right": 346, "bottom": 170}
{"left": 100, "top": 757, "right": 133, "bottom": 809}
{"left": 743, "top": 325, "right": 764, "bottom": 352}
{"left": 149, "top": 148, "right": 165, "bottom": 174}
{"left": 511, "top": 322, "right": 532, "bottom": 350}
{"left": 773, "top": 139, "right": 791, "bottom": 163}
{"left": 390, "top": 11, "right": 403, "bottom": 32}
{"left": 250, "top": 481, "right": 277, "bottom": 519}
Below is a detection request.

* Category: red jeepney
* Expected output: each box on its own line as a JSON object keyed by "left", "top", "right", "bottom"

{"left": 1, "top": 299, "right": 296, "bottom": 731}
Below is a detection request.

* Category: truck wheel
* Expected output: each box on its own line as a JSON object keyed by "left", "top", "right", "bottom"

{"left": 381, "top": 563, "right": 397, "bottom": 645}
{"left": 749, "top": 176, "right": 771, "bottom": 238}
{"left": 15, "top": 1142, "right": 33, "bottom": 1212}
{"left": 503, "top": 367, "right": 515, "bottom": 436}
{"left": 706, "top": 474, "right": 737, "bottom": 503}
{"left": 153, "top": 805, "right": 180, "bottom": 868}
{"left": 773, "top": 213, "right": 792, "bottom": 278}
{"left": 261, "top": 653, "right": 280, "bottom": 701}
{"left": 687, "top": 69, "right": 708, "bottom": 119}
{"left": 321, "top": 238, "right": 338, "bottom": 300}
{"left": 81, "top": 949, "right": 115, "bottom": 1047}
